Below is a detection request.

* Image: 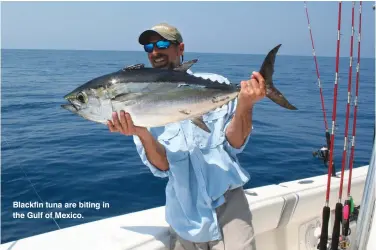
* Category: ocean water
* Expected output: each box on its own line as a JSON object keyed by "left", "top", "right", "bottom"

{"left": 1, "top": 49, "right": 374, "bottom": 243}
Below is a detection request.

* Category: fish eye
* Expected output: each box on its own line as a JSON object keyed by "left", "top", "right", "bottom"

{"left": 76, "top": 92, "right": 87, "bottom": 104}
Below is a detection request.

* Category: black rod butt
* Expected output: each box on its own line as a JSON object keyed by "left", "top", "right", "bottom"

{"left": 319, "top": 206, "right": 331, "bottom": 250}
{"left": 331, "top": 202, "right": 343, "bottom": 249}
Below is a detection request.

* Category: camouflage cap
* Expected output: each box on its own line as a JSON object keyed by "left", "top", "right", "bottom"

{"left": 138, "top": 23, "right": 183, "bottom": 45}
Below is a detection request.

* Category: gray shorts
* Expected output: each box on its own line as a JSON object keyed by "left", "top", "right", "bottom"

{"left": 169, "top": 186, "right": 256, "bottom": 250}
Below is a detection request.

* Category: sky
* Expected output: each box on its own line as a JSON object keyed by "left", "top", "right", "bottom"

{"left": 1, "top": 1, "right": 375, "bottom": 58}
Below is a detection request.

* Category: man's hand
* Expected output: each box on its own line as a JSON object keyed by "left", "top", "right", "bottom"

{"left": 107, "top": 110, "right": 169, "bottom": 171}
{"left": 237, "top": 71, "right": 266, "bottom": 112}
{"left": 107, "top": 111, "right": 147, "bottom": 137}
{"left": 225, "top": 71, "right": 266, "bottom": 149}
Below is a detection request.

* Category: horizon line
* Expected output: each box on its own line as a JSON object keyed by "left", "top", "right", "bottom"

{"left": 2, "top": 47, "right": 375, "bottom": 59}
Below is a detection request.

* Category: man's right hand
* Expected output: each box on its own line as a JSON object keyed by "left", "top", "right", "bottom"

{"left": 108, "top": 111, "right": 169, "bottom": 171}
{"left": 107, "top": 111, "right": 148, "bottom": 137}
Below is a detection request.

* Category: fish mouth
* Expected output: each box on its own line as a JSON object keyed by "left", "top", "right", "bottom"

{"left": 61, "top": 102, "right": 106, "bottom": 125}
{"left": 62, "top": 93, "right": 81, "bottom": 112}
{"left": 61, "top": 103, "right": 78, "bottom": 113}
{"left": 61, "top": 96, "right": 80, "bottom": 113}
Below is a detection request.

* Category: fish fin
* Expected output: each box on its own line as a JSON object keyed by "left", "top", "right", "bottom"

{"left": 173, "top": 59, "right": 199, "bottom": 72}
{"left": 122, "top": 64, "right": 145, "bottom": 71}
{"left": 259, "top": 44, "right": 280, "bottom": 82}
{"left": 179, "top": 109, "right": 191, "bottom": 115}
{"left": 259, "top": 44, "right": 298, "bottom": 110}
{"left": 267, "top": 86, "right": 298, "bottom": 110}
{"left": 178, "top": 109, "right": 210, "bottom": 132}
{"left": 191, "top": 116, "right": 211, "bottom": 133}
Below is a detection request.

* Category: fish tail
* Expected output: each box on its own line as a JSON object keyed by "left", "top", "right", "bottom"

{"left": 259, "top": 44, "right": 297, "bottom": 110}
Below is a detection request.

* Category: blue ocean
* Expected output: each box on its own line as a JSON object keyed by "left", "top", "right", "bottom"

{"left": 1, "top": 49, "right": 374, "bottom": 243}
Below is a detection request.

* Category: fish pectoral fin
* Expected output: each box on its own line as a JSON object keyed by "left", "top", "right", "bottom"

{"left": 173, "top": 59, "right": 199, "bottom": 72}
{"left": 191, "top": 116, "right": 211, "bottom": 133}
{"left": 179, "top": 109, "right": 191, "bottom": 115}
{"left": 122, "top": 63, "right": 145, "bottom": 71}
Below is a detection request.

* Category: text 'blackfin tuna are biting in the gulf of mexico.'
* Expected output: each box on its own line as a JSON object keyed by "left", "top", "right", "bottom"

{"left": 12, "top": 201, "right": 110, "bottom": 219}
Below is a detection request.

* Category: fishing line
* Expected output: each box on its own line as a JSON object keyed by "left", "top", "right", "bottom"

{"left": 319, "top": 2, "right": 342, "bottom": 250}
{"left": 2, "top": 136, "right": 61, "bottom": 230}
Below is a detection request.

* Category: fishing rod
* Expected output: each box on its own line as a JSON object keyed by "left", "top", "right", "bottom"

{"left": 331, "top": 2, "right": 356, "bottom": 249}
{"left": 304, "top": 1, "right": 336, "bottom": 176}
{"left": 319, "top": 2, "right": 342, "bottom": 250}
{"left": 342, "top": 1, "right": 363, "bottom": 245}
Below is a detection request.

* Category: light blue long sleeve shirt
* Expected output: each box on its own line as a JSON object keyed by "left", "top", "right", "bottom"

{"left": 133, "top": 70, "right": 251, "bottom": 243}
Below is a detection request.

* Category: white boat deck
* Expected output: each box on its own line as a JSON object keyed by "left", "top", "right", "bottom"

{"left": 0, "top": 165, "right": 369, "bottom": 250}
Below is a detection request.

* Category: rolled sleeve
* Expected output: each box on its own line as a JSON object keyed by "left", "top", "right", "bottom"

{"left": 223, "top": 98, "right": 252, "bottom": 156}
{"left": 133, "top": 134, "right": 169, "bottom": 178}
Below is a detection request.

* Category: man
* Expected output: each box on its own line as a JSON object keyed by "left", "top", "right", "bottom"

{"left": 107, "top": 23, "right": 265, "bottom": 250}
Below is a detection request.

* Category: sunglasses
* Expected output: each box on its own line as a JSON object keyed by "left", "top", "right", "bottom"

{"left": 143, "top": 40, "right": 178, "bottom": 53}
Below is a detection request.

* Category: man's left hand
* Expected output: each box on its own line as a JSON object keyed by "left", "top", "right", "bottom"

{"left": 237, "top": 71, "right": 266, "bottom": 112}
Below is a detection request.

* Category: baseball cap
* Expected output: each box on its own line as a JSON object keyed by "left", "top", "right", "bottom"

{"left": 138, "top": 23, "right": 183, "bottom": 45}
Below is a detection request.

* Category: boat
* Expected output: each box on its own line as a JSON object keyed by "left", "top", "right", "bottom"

{"left": 0, "top": 157, "right": 373, "bottom": 249}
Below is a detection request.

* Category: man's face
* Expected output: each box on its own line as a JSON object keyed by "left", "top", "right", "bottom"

{"left": 146, "top": 35, "right": 184, "bottom": 69}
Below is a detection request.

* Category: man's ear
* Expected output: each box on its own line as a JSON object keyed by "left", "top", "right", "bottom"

{"left": 178, "top": 42, "right": 185, "bottom": 56}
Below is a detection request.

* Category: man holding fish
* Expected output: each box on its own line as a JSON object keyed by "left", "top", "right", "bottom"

{"left": 62, "top": 21, "right": 297, "bottom": 250}
{"left": 109, "top": 23, "right": 263, "bottom": 250}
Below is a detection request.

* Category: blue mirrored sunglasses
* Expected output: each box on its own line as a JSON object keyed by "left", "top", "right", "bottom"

{"left": 143, "top": 40, "right": 176, "bottom": 53}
